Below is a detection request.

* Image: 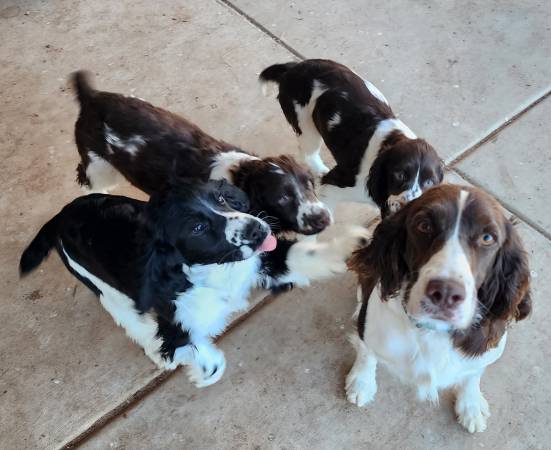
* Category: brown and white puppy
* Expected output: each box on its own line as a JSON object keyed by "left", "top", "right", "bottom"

{"left": 347, "top": 184, "right": 531, "bottom": 432}
{"left": 71, "top": 71, "right": 331, "bottom": 235}
{"left": 259, "top": 59, "right": 444, "bottom": 217}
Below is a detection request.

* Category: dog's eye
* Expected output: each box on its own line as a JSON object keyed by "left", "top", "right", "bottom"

{"left": 394, "top": 171, "right": 406, "bottom": 182}
{"left": 217, "top": 194, "right": 226, "bottom": 205}
{"left": 416, "top": 219, "right": 433, "bottom": 234}
{"left": 192, "top": 223, "right": 208, "bottom": 235}
{"left": 424, "top": 179, "right": 434, "bottom": 188}
{"left": 478, "top": 233, "right": 496, "bottom": 246}
{"left": 278, "top": 194, "right": 291, "bottom": 205}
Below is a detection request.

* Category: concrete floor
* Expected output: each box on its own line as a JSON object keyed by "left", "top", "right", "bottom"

{"left": 0, "top": 0, "right": 549, "bottom": 449}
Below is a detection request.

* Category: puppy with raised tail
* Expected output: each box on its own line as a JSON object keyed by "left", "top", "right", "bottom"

{"left": 260, "top": 59, "right": 443, "bottom": 217}
{"left": 71, "top": 71, "right": 331, "bottom": 236}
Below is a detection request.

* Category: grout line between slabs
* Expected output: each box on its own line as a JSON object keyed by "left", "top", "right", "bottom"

{"left": 451, "top": 168, "right": 551, "bottom": 242}
{"left": 448, "top": 89, "right": 551, "bottom": 166}
{"left": 216, "top": 0, "right": 306, "bottom": 60}
{"left": 60, "top": 291, "right": 281, "bottom": 449}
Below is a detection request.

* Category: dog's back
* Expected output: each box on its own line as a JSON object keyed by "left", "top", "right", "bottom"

{"left": 71, "top": 71, "right": 228, "bottom": 194}
{"left": 20, "top": 194, "right": 146, "bottom": 299}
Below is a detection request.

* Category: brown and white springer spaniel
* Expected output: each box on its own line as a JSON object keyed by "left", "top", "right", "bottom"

{"left": 71, "top": 71, "right": 331, "bottom": 235}
{"left": 347, "top": 184, "right": 531, "bottom": 432}
{"left": 259, "top": 59, "right": 444, "bottom": 217}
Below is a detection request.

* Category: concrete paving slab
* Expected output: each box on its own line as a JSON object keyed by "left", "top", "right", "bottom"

{"left": 455, "top": 96, "right": 551, "bottom": 234}
{"left": 0, "top": 0, "right": 324, "bottom": 448}
{"left": 84, "top": 222, "right": 551, "bottom": 450}
{"left": 229, "top": 0, "right": 551, "bottom": 161}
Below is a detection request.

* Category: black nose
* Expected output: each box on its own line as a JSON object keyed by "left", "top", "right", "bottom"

{"left": 425, "top": 278, "right": 465, "bottom": 307}
{"left": 303, "top": 211, "right": 331, "bottom": 233}
{"left": 244, "top": 221, "right": 266, "bottom": 244}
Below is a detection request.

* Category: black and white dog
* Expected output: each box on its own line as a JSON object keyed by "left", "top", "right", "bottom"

{"left": 259, "top": 59, "right": 444, "bottom": 217}
{"left": 20, "top": 180, "right": 367, "bottom": 387}
{"left": 71, "top": 71, "right": 331, "bottom": 235}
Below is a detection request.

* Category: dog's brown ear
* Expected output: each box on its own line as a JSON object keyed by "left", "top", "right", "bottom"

{"left": 349, "top": 206, "right": 409, "bottom": 300}
{"left": 478, "top": 220, "right": 531, "bottom": 323}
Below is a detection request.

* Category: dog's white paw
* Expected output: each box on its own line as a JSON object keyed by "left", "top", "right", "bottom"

{"left": 345, "top": 369, "right": 377, "bottom": 407}
{"left": 187, "top": 344, "right": 226, "bottom": 388}
{"left": 455, "top": 393, "right": 490, "bottom": 433}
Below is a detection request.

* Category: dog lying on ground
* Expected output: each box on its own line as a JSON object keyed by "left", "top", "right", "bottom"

{"left": 259, "top": 59, "right": 443, "bottom": 216}
{"left": 347, "top": 184, "right": 531, "bottom": 432}
{"left": 71, "top": 71, "right": 331, "bottom": 235}
{"left": 20, "top": 180, "right": 368, "bottom": 387}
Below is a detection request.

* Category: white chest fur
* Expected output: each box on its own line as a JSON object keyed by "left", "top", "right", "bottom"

{"left": 175, "top": 256, "right": 261, "bottom": 340}
{"left": 364, "top": 291, "right": 506, "bottom": 396}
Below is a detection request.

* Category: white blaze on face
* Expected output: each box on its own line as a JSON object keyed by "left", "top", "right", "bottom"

{"left": 292, "top": 177, "right": 331, "bottom": 231}
{"left": 407, "top": 190, "right": 477, "bottom": 329}
{"left": 215, "top": 208, "right": 269, "bottom": 256}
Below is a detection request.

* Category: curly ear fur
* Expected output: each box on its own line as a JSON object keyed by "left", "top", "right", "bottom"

{"left": 138, "top": 240, "right": 191, "bottom": 317}
{"left": 349, "top": 206, "right": 409, "bottom": 300}
{"left": 478, "top": 220, "right": 532, "bottom": 323}
{"left": 137, "top": 195, "right": 192, "bottom": 317}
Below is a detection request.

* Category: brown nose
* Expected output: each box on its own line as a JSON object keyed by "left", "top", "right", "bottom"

{"left": 425, "top": 279, "right": 466, "bottom": 307}
{"left": 303, "top": 211, "right": 331, "bottom": 233}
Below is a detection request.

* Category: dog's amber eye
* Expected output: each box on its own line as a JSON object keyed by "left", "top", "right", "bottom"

{"left": 416, "top": 220, "right": 433, "bottom": 234}
{"left": 478, "top": 233, "right": 496, "bottom": 246}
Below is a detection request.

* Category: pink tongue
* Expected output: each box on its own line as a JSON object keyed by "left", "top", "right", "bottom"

{"left": 259, "top": 234, "right": 277, "bottom": 252}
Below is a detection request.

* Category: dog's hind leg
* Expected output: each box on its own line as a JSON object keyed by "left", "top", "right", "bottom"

{"left": 79, "top": 151, "right": 123, "bottom": 194}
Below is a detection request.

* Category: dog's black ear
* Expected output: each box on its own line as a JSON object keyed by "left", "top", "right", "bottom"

{"left": 349, "top": 206, "right": 409, "bottom": 300}
{"left": 478, "top": 220, "right": 531, "bottom": 322}
{"left": 366, "top": 151, "right": 388, "bottom": 211}
{"left": 138, "top": 240, "right": 191, "bottom": 315}
{"left": 137, "top": 196, "right": 192, "bottom": 316}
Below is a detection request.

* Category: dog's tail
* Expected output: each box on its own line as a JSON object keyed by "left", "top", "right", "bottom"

{"left": 19, "top": 213, "right": 61, "bottom": 277}
{"left": 71, "top": 70, "right": 97, "bottom": 105}
{"left": 258, "top": 62, "right": 297, "bottom": 97}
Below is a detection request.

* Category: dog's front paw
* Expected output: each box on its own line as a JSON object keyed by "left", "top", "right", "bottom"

{"left": 187, "top": 344, "right": 226, "bottom": 388}
{"left": 455, "top": 392, "right": 490, "bottom": 433}
{"left": 345, "top": 369, "right": 377, "bottom": 407}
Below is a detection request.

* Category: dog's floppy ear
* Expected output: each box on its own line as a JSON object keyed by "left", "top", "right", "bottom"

{"left": 349, "top": 206, "right": 409, "bottom": 300}
{"left": 366, "top": 151, "right": 388, "bottom": 211}
{"left": 478, "top": 220, "right": 531, "bottom": 323}
{"left": 138, "top": 240, "right": 191, "bottom": 315}
{"left": 137, "top": 196, "right": 191, "bottom": 316}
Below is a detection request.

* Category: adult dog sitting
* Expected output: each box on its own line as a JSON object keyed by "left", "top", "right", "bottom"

{"left": 71, "top": 71, "right": 331, "bottom": 236}
{"left": 20, "top": 181, "right": 367, "bottom": 387}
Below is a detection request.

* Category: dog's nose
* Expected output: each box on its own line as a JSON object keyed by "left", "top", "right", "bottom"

{"left": 303, "top": 210, "right": 331, "bottom": 233}
{"left": 425, "top": 278, "right": 465, "bottom": 307}
{"left": 244, "top": 221, "right": 266, "bottom": 244}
